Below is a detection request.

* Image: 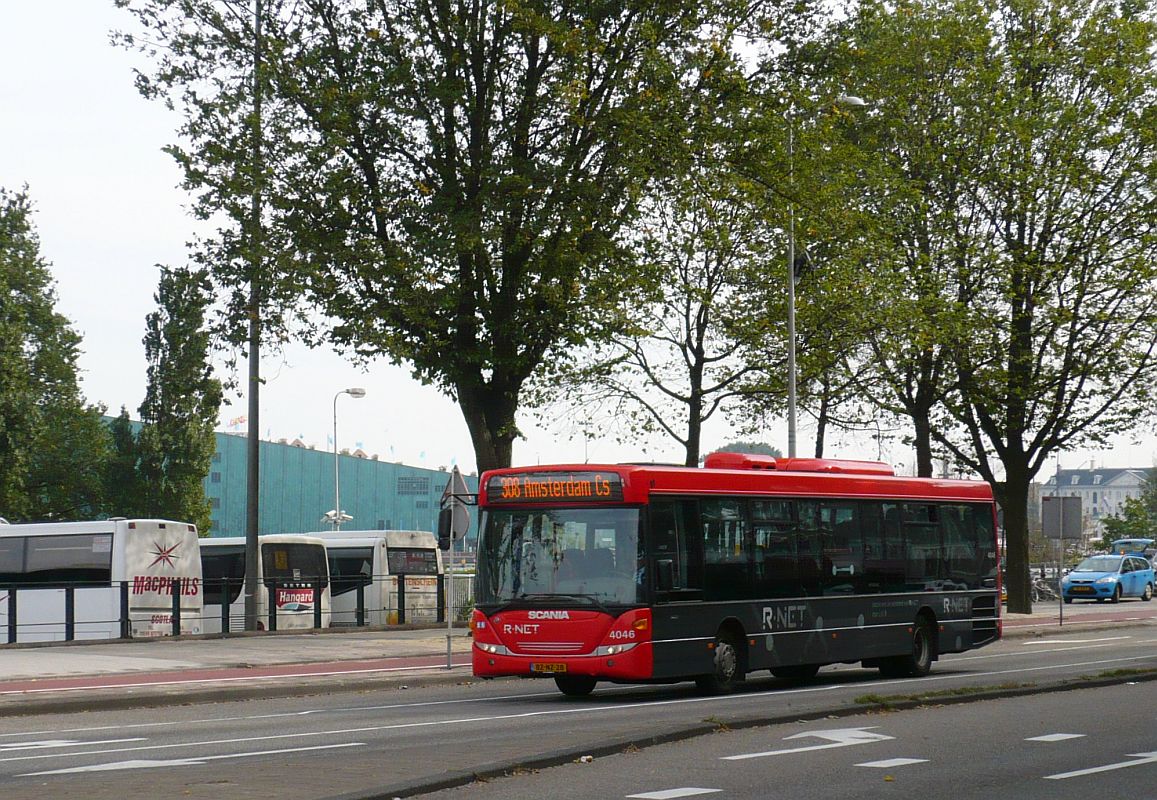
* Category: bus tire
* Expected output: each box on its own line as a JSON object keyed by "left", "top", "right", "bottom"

{"left": 695, "top": 628, "right": 745, "bottom": 694}
{"left": 771, "top": 664, "right": 820, "bottom": 681}
{"left": 554, "top": 675, "right": 597, "bottom": 697}
{"left": 879, "top": 617, "right": 935, "bottom": 678}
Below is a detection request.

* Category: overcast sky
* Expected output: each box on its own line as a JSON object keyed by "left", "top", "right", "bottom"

{"left": 2, "top": 3, "right": 1152, "bottom": 477}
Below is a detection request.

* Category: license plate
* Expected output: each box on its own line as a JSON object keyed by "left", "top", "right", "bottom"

{"left": 1071, "top": 586, "right": 1092, "bottom": 593}
{"left": 531, "top": 663, "right": 567, "bottom": 673}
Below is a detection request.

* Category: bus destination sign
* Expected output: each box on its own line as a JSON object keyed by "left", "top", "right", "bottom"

{"left": 487, "top": 471, "right": 624, "bottom": 504}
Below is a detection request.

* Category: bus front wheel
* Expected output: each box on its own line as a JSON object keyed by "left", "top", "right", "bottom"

{"left": 554, "top": 675, "right": 597, "bottom": 697}
{"left": 695, "top": 629, "right": 744, "bottom": 694}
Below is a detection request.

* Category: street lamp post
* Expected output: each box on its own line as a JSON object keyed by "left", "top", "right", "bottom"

{"left": 786, "top": 114, "right": 798, "bottom": 459}
{"left": 784, "top": 94, "right": 866, "bottom": 459}
{"left": 332, "top": 387, "right": 366, "bottom": 531}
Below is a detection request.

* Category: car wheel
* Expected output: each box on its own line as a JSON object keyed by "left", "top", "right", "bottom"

{"left": 1063, "top": 597, "right": 1072, "bottom": 604}
{"left": 1143, "top": 583, "right": 1154, "bottom": 602}
{"left": 1110, "top": 584, "right": 1122, "bottom": 604}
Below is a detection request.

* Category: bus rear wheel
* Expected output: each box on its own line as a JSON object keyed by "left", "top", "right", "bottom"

{"left": 554, "top": 675, "right": 597, "bottom": 697}
{"left": 695, "top": 629, "right": 744, "bottom": 694}
{"left": 879, "top": 618, "right": 934, "bottom": 678}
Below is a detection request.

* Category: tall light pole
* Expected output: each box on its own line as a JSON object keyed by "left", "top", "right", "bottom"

{"left": 332, "top": 387, "right": 366, "bottom": 530}
{"left": 785, "top": 94, "right": 867, "bottom": 458}
{"left": 243, "top": 0, "right": 264, "bottom": 632}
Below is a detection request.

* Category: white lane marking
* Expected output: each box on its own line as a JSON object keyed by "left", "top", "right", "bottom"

{"left": 0, "top": 662, "right": 470, "bottom": 696}
{"left": 1045, "top": 752, "right": 1157, "bottom": 780}
{"left": 20, "top": 742, "right": 365, "bottom": 776}
{"left": 2, "top": 651, "right": 1153, "bottom": 759}
{"left": 953, "top": 640, "right": 1152, "bottom": 662}
{"left": 856, "top": 758, "right": 928, "bottom": 768}
{"left": 0, "top": 738, "right": 145, "bottom": 752}
{"left": 0, "top": 690, "right": 559, "bottom": 738}
{"left": 723, "top": 727, "right": 894, "bottom": 761}
{"left": 1026, "top": 733, "right": 1086, "bottom": 742}
{"left": 1021, "top": 637, "right": 1130, "bottom": 645}
{"left": 626, "top": 790, "right": 721, "bottom": 799}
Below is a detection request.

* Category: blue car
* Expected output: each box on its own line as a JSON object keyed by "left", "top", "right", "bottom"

{"left": 1061, "top": 554, "right": 1155, "bottom": 604}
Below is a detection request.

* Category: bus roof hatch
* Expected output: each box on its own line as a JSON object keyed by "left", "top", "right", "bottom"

{"left": 703, "top": 452, "right": 894, "bottom": 476}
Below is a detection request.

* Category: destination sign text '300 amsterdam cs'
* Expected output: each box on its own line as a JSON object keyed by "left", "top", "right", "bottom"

{"left": 486, "top": 471, "right": 624, "bottom": 504}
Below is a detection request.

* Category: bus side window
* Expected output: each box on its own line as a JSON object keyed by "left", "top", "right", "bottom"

{"left": 796, "top": 501, "right": 822, "bottom": 596}
{"left": 0, "top": 537, "right": 24, "bottom": 584}
{"left": 903, "top": 503, "right": 943, "bottom": 588}
{"left": 862, "top": 503, "right": 904, "bottom": 592}
{"left": 752, "top": 499, "right": 797, "bottom": 599}
{"left": 701, "top": 498, "right": 750, "bottom": 601}
{"left": 818, "top": 502, "right": 860, "bottom": 595}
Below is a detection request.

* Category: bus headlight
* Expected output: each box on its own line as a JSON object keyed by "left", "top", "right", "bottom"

{"left": 476, "top": 642, "right": 510, "bottom": 655}
{"left": 594, "top": 642, "right": 638, "bottom": 657}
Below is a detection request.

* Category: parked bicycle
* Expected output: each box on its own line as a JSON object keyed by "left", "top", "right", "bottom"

{"left": 1031, "top": 575, "right": 1058, "bottom": 602}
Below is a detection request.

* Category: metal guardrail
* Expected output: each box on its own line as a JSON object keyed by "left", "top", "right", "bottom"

{"left": 1, "top": 573, "right": 475, "bottom": 644}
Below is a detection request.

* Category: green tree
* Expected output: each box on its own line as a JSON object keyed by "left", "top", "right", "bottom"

{"left": 136, "top": 267, "right": 223, "bottom": 533}
{"left": 534, "top": 161, "right": 770, "bottom": 467}
{"left": 1099, "top": 497, "right": 1155, "bottom": 548}
{"left": 105, "top": 408, "right": 144, "bottom": 517}
{"left": 1139, "top": 468, "right": 1157, "bottom": 520}
{"left": 815, "top": 0, "right": 1157, "bottom": 613}
{"left": 805, "top": 0, "right": 992, "bottom": 475}
{"left": 726, "top": 46, "right": 893, "bottom": 460}
{"left": 118, "top": 0, "right": 747, "bottom": 472}
{"left": 0, "top": 188, "right": 110, "bottom": 520}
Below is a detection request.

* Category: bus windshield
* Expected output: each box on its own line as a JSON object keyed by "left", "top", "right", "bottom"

{"left": 476, "top": 507, "right": 642, "bottom": 606}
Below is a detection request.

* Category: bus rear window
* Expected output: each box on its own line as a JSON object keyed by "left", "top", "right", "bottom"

{"left": 387, "top": 548, "right": 439, "bottom": 575}
{"left": 262, "top": 543, "right": 328, "bottom": 585}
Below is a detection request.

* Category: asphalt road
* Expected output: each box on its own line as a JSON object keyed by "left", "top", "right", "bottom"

{"left": 0, "top": 622, "right": 1153, "bottom": 800}
{"left": 420, "top": 680, "right": 1157, "bottom": 800}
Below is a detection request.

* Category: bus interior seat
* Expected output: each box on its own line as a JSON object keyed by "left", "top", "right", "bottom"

{"left": 558, "top": 548, "right": 586, "bottom": 580}
{"left": 586, "top": 548, "right": 614, "bottom": 576}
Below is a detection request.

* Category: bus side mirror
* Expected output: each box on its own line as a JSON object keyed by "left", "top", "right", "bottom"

{"left": 437, "top": 508, "right": 452, "bottom": 551}
{"left": 656, "top": 559, "right": 675, "bottom": 592}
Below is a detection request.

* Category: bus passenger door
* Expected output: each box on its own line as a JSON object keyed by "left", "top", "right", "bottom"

{"left": 647, "top": 499, "right": 702, "bottom": 602}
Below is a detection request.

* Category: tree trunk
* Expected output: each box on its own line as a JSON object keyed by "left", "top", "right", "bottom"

{"left": 997, "top": 464, "right": 1033, "bottom": 614}
{"left": 813, "top": 384, "right": 830, "bottom": 458}
{"left": 457, "top": 380, "right": 518, "bottom": 474}
{"left": 912, "top": 411, "right": 934, "bottom": 478}
{"left": 685, "top": 389, "right": 703, "bottom": 467}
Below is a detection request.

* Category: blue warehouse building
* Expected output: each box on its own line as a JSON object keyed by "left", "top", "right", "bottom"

{"left": 206, "top": 432, "right": 478, "bottom": 537}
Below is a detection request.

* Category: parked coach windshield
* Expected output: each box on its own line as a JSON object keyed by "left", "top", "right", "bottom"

{"left": 475, "top": 507, "right": 642, "bottom": 606}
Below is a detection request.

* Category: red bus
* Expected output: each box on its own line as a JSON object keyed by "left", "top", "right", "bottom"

{"left": 471, "top": 453, "right": 1001, "bottom": 696}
